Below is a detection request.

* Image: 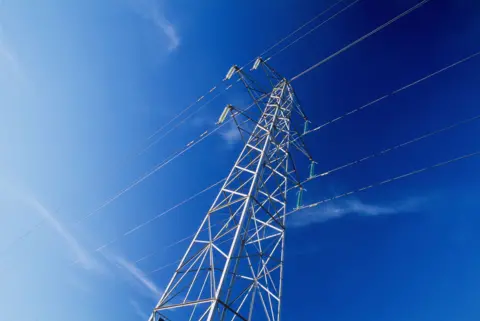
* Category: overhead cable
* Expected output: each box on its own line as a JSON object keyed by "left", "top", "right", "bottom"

{"left": 145, "top": 0, "right": 354, "bottom": 145}
{"left": 146, "top": 83, "right": 225, "bottom": 141}
{"left": 135, "top": 234, "right": 193, "bottom": 264}
{"left": 0, "top": 220, "right": 46, "bottom": 259}
{"left": 80, "top": 122, "right": 230, "bottom": 222}
{"left": 102, "top": 149, "right": 480, "bottom": 273}
{"left": 267, "top": 0, "right": 361, "bottom": 61}
{"left": 287, "top": 150, "right": 480, "bottom": 216}
{"left": 290, "top": 0, "right": 432, "bottom": 82}
{"left": 88, "top": 47, "right": 480, "bottom": 228}
{"left": 90, "top": 179, "right": 225, "bottom": 255}
{"left": 73, "top": 111, "right": 480, "bottom": 266}
{"left": 123, "top": 179, "right": 226, "bottom": 236}
{"left": 136, "top": 220, "right": 227, "bottom": 266}
{"left": 287, "top": 111, "right": 480, "bottom": 193}
{"left": 80, "top": 96, "right": 266, "bottom": 222}
{"left": 139, "top": 89, "right": 230, "bottom": 155}
{"left": 303, "top": 49, "right": 480, "bottom": 135}
{"left": 150, "top": 260, "right": 181, "bottom": 274}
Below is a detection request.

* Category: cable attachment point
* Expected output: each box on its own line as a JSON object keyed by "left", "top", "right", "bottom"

{"left": 217, "top": 104, "right": 233, "bottom": 124}
{"left": 309, "top": 161, "right": 317, "bottom": 179}
{"left": 296, "top": 188, "right": 304, "bottom": 209}
{"left": 225, "top": 65, "right": 240, "bottom": 80}
{"left": 303, "top": 120, "right": 311, "bottom": 135}
{"left": 252, "top": 57, "right": 263, "bottom": 70}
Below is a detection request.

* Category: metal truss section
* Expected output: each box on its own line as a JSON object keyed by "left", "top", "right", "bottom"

{"left": 149, "top": 74, "right": 308, "bottom": 321}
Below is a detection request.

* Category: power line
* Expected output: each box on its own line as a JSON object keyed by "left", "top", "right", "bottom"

{"left": 0, "top": 207, "right": 61, "bottom": 261}
{"left": 80, "top": 46, "right": 480, "bottom": 225}
{"left": 8, "top": 45, "right": 477, "bottom": 265}
{"left": 140, "top": 0, "right": 359, "bottom": 156}
{"left": 303, "top": 49, "right": 480, "bottom": 135}
{"left": 66, "top": 107, "right": 480, "bottom": 271}
{"left": 5, "top": 6, "right": 477, "bottom": 311}
{"left": 139, "top": 80, "right": 242, "bottom": 156}
{"left": 71, "top": 0, "right": 367, "bottom": 223}
{"left": 139, "top": 113, "right": 480, "bottom": 278}
{"left": 1, "top": 2, "right": 357, "bottom": 263}
{"left": 20, "top": 94, "right": 267, "bottom": 265}
{"left": 80, "top": 122, "right": 230, "bottom": 222}
{"left": 150, "top": 260, "right": 180, "bottom": 274}
{"left": 0, "top": 219, "right": 46, "bottom": 258}
{"left": 90, "top": 187, "right": 224, "bottom": 253}
{"left": 146, "top": 84, "right": 224, "bottom": 141}
{"left": 146, "top": 78, "right": 306, "bottom": 318}
{"left": 96, "top": 110, "right": 480, "bottom": 258}
{"left": 290, "top": 0, "right": 432, "bottom": 82}
{"left": 391, "top": 51, "right": 480, "bottom": 94}
{"left": 127, "top": 47, "right": 480, "bottom": 210}
{"left": 146, "top": 222, "right": 251, "bottom": 276}
{"left": 91, "top": 222, "right": 224, "bottom": 275}
{"left": 136, "top": 220, "right": 227, "bottom": 265}
{"left": 266, "top": 0, "right": 361, "bottom": 61}
{"left": 146, "top": 223, "right": 260, "bottom": 275}
{"left": 80, "top": 95, "right": 267, "bottom": 222}
{"left": 140, "top": 90, "right": 228, "bottom": 156}
{"left": 124, "top": 179, "right": 225, "bottom": 237}
{"left": 100, "top": 115, "right": 466, "bottom": 306}
{"left": 288, "top": 150, "right": 480, "bottom": 216}
{"left": 98, "top": 110, "right": 480, "bottom": 258}
{"left": 300, "top": 111, "right": 480, "bottom": 187}
{"left": 257, "top": 0, "right": 347, "bottom": 60}
{"left": 87, "top": 97, "right": 267, "bottom": 250}
{"left": 144, "top": 0, "right": 354, "bottom": 146}
{"left": 135, "top": 235, "right": 191, "bottom": 264}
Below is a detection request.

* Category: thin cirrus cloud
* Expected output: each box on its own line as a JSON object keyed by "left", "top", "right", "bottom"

{"left": 151, "top": 10, "right": 180, "bottom": 52}
{"left": 290, "top": 197, "right": 427, "bottom": 227}
{"left": 30, "top": 198, "right": 163, "bottom": 300}
{"left": 28, "top": 197, "right": 101, "bottom": 271}
{"left": 113, "top": 255, "right": 163, "bottom": 301}
{"left": 220, "top": 122, "right": 242, "bottom": 146}
{"left": 129, "top": 0, "right": 180, "bottom": 52}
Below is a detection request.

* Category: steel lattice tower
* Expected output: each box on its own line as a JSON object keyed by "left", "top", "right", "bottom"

{"left": 149, "top": 60, "right": 312, "bottom": 321}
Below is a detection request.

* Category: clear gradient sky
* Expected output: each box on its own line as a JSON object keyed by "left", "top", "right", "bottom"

{"left": 1, "top": 0, "right": 479, "bottom": 321}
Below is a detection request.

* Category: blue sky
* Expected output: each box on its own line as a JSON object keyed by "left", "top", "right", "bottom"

{"left": 0, "top": 0, "right": 479, "bottom": 320}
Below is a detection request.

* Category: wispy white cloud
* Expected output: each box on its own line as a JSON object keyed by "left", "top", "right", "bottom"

{"left": 218, "top": 96, "right": 256, "bottom": 146}
{"left": 151, "top": 10, "right": 179, "bottom": 52}
{"left": 220, "top": 122, "right": 242, "bottom": 146}
{"left": 290, "top": 197, "right": 426, "bottom": 227}
{"left": 130, "top": 299, "right": 149, "bottom": 320}
{"left": 28, "top": 198, "right": 100, "bottom": 271}
{"left": 129, "top": 0, "right": 180, "bottom": 51}
{"left": 113, "top": 255, "right": 163, "bottom": 300}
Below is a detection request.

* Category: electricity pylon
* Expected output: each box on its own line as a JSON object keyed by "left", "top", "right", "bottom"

{"left": 149, "top": 59, "right": 313, "bottom": 321}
